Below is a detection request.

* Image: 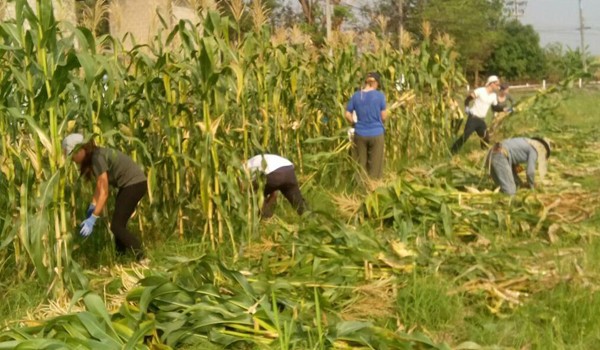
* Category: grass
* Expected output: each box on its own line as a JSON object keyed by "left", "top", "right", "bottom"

{"left": 1, "top": 88, "right": 600, "bottom": 348}
{"left": 425, "top": 87, "right": 600, "bottom": 347}
{"left": 0, "top": 280, "right": 46, "bottom": 324}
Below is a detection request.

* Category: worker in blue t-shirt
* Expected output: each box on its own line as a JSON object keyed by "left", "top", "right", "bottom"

{"left": 345, "top": 72, "right": 388, "bottom": 179}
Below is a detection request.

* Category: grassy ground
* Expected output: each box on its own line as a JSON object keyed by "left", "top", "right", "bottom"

{"left": 423, "top": 86, "right": 600, "bottom": 348}
{"left": 1, "top": 88, "right": 599, "bottom": 349}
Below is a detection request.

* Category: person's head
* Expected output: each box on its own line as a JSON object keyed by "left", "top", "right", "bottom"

{"left": 486, "top": 75, "right": 500, "bottom": 91}
{"left": 365, "top": 71, "right": 382, "bottom": 89}
{"left": 499, "top": 83, "right": 510, "bottom": 94}
{"left": 62, "top": 133, "right": 97, "bottom": 178}
{"left": 62, "top": 133, "right": 85, "bottom": 162}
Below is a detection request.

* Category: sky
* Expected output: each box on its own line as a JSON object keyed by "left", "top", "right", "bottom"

{"left": 520, "top": 0, "right": 600, "bottom": 56}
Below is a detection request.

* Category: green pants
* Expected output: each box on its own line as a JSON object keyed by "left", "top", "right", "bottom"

{"left": 353, "top": 134, "right": 385, "bottom": 179}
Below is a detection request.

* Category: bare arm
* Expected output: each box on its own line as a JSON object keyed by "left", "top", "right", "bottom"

{"left": 381, "top": 110, "right": 388, "bottom": 122}
{"left": 92, "top": 172, "right": 109, "bottom": 216}
{"left": 345, "top": 111, "right": 355, "bottom": 124}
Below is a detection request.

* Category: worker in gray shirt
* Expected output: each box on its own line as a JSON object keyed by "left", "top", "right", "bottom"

{"left": 63, "top": 133, "right": 147, "bottom": 260}
{"left": 485, "top": 137, "right": 551, "bottom": 195}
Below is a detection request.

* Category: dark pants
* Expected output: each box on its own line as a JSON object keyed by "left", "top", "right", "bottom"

{"left": 353, "top": 134, "right": 385, "bottom": 179}
{"left": 259, "top": 166, "right": 306, "bottom": 218}
{"left": 451, "top": 116, "right": 489, "bottom": 154}
{"left": 111, "top": 181, "right": 146, "bottom": 257}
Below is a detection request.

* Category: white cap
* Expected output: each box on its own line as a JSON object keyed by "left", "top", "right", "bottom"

{"left": 62, "top": 133, "right": 84, "bottom": 155}
{"left": 486, "top": 75, "right": 500, "bottom": 86}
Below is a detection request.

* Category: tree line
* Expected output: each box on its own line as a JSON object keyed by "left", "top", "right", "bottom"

{"left": 212, "top": 0, "right": 597, "bottom": 84}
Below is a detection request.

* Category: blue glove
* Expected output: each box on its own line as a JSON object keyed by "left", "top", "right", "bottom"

{"left": 86, "top": 203, "right": 96, "bottom": 218}
{"left": 80, "top": 215, "right": 98, "bottom": 237}
{"left": 507, "top": 107, "right": 514, "bottom": 113}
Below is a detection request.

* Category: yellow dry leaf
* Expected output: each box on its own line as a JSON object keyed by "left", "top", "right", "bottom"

{"left": 464, "top": 186, "right": 481, "bottom": 194}
{"left": 377, "top": 253, "right": 416, "bottom": 272}
{"left": 391, "top": 240, "right": 416, "bottom": 258}
{"left": 67, "top": 120, "right": 77, "bottom": 132}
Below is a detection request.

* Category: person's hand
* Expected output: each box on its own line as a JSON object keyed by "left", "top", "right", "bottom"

{"left": 514, "top": 165, "right": 523, "bottom": 173}
{"left": 507, "top": 107, "right": 514, "bottom": 113}
{"left": 86, "top": 203, "right": 96, "bottom": 218}
{"left": 80, "top": 215, "right": 98, "bottom": 237}
{"left": 465, "top": 106, "right": 471, "bottom": 115}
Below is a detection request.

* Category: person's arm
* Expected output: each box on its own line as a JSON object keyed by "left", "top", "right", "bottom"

{"left": 491, "top": 96, "right": 504, "bottom": 112}
{"left": 512, "top": 165, "right": 523, "bottom": 187}
{"left": 464, "top": 93, "right": 475, "bottom": 107}
{"left": 345, "top": 111, "right": 355, "bottom": 124}
{"left": 345, "top": 96, "right": 355, "bottom": 125}
{"left": 380, "top": 94, "right": 388, "bottom": 122}
{"left": 508, "top": 94, "right": 515, "bottom": 106}
{"left": 526, "top": 150, "right": 538, "bottom": 188}
{"left": 507, "top": 94, "right": 516, "bottom": 112}
{"left": 92, "top": 172, "right": 109, "bottom": 216}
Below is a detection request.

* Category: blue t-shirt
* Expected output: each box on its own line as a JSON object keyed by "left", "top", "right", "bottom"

{"left": 346, "top": 90, "right": 386, "bottom": 137}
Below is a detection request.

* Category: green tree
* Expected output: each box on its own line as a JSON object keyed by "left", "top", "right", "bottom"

{"left": 275, "top": 0, "right": 354, "bottom": 45}
{"left": 543, "top": 43, "right": 596, "bottom": 82}
{"left": 417, "top": 0, "right": 503, "bottom": 84}
{"left": 485, "top": 20, "right": 546, "bottom": 81}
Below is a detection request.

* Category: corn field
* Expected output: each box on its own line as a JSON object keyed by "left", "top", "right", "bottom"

{"left": 0, "top": 0, "right": 465, "bottom": 292}
{"left": 2, "top": 1, "right": 600, "bottom": 348}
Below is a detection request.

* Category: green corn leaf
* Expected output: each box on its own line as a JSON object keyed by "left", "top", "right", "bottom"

{"left": 75, "top": 312, "right": 122, "bottom": 349}
{"left": 83, "top": 293, "right": 120, "bottom": 340}
{"left": 123, "top": 320, "right": 155, "bottom": 350}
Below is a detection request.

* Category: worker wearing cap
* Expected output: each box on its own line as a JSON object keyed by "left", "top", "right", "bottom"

{"left": 485, "top": 137, "right": 551, "bottom": 195}
{"left": 345, "top": 71, "right": 388, "bottom": 179}
{"left": 62, "top": 133, "right": 147, "bottom": 260}
{"left": 451, "top": 75, "right": 508, "bottom": 154}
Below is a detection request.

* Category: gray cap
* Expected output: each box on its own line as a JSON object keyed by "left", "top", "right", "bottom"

{"left": 62, "top": 133, "right": 84, "bottom": 155}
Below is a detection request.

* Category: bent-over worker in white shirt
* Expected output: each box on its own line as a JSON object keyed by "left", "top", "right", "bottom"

{"left": 245, "top": 154, "right": 307, "bottom": 218}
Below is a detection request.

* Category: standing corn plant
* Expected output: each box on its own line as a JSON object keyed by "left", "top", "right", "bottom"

{"left": 0, "top": 0, "right": 466, "bottom": 293}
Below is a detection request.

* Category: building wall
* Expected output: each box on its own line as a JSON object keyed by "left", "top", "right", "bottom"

{"left": 111, "top": 0, "right": 199, "bottom": 50}
{"left": 3, "top": 0, "right": 76, "bottom": 27}
{"left": 110, "top": 0, "right": 167, "bottom": 48}
{"left": 173, "top": 5, "right": 198, "bottom": 23}
{"left": 2, "top": 0, "right": 198, "bottom": 50}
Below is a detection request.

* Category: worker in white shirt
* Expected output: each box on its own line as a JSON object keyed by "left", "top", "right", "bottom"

{"left": 451, "top": 75, "right": 509, "bottom": 154}
{"left": 245, "top": 154, "right": 307, "bottom": 218}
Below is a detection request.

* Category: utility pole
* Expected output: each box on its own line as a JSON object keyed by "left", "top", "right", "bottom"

{"left": 578, "top": 0, "right": 587, "bottom": 73}
{"left": 504, "top": 1, "right": 527, "bottom": 20}
{"left": 325, "top": 0, "right": 332, "bottom": 41}
{"left": 397, "top": 0, "right": 404, "bottom": 53}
